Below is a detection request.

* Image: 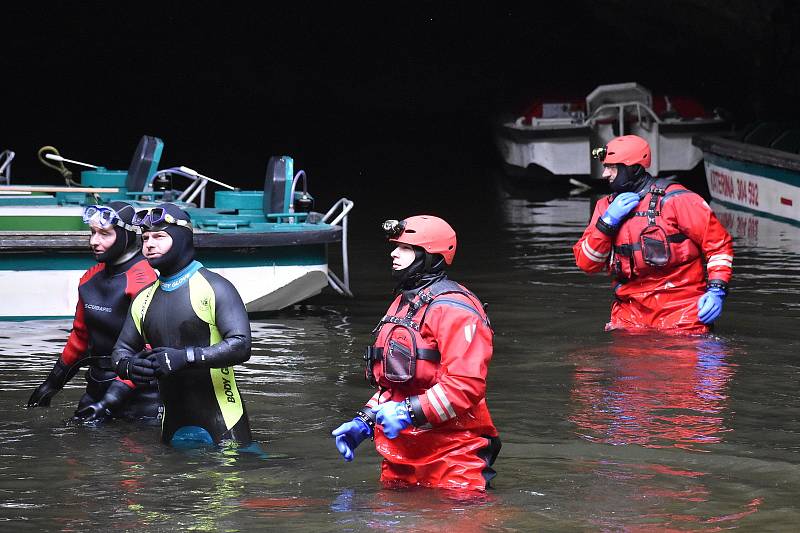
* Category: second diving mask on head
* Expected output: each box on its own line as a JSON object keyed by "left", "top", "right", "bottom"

{"left": 382, "top": 219, "right": 405, "bottom": 238}
{"left": 132, "top": 207, "right": 194, "bottom": 232}
{"left": 83, "top": 205, "right": 140, "bottom": 233}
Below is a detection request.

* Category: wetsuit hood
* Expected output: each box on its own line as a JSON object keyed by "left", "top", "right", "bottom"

{"left": 143, "top": 203, "right": 195, "bottom": 277}
{"left": 96, "top": 201, "right": 140, "bottom": 264}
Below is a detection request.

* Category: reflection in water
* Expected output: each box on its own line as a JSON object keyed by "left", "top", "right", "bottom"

{"left": 568, "top": 335, "right": 737, "bottom": 451}
{"left": 711, "top": 200, "right": 800, "bottom": 253}
{"left": 570, "top": 457, "right": 763, "bottom": 530}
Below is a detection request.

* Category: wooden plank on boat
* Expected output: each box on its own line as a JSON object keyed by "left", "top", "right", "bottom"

{"left": 0, "top": 226, "right": 343, "bottom": 250}
{"left": 193, "top": 227, "right": 343, "bottom": 247}
{"left": 0, "top": 185, "right": 120, "bottom": 193}
{"left": 0, "top": 231, "right": 89, "bottom": 250}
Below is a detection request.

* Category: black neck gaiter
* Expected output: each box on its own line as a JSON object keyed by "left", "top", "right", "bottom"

{"left": 610, "top": 164, "right": 651, "bottom": 194}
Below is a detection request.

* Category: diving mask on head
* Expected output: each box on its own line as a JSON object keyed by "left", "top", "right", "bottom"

{"left": 132, "top": 207, "right": 193, "bottom": 232}
{"left": 83, "top": 205, "right": 140, "bottom": 233}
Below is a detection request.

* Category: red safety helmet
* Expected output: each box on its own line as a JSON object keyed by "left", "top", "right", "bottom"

{"left": 601, "top": 135, "right": 652, "bottom": 168}
{"left": 384, "top": 215, "right": 457, "bottom": 265}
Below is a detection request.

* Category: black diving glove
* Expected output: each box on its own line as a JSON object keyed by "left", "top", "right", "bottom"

{"left": 28, "top": 359, "right": 76, "bottom": 407}
{"left": 72, "top": 379, "right": 134, "bottom": 425}
{"left": 144, "top": 347, "right": 193, "bottom": 378}
{"left": 115, "top": 355, "right": 158, "bottom": 385}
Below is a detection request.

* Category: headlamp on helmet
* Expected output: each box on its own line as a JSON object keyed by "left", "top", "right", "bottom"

{"left": 591, "top": 146, "right": 607, "bottom": 161}
{"left": 382, "top": 219, "right": 405, "bottom": 238}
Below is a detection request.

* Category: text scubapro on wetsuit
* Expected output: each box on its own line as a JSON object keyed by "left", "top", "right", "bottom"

{"left": 85, "top": 303, "right": 113, "bottom": 313}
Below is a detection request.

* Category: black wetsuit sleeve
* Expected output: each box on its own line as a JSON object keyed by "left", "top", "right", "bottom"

{"left": 195, "top": 274, "right": 251, "bottom": 368}
{"left": 111, "top": 311, "right": 146, "bottom": 365}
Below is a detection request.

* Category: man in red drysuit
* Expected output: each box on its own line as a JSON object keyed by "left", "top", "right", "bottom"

{"left": 574, "top": 135, "right": 733, "bottom": 334}
{"left": 332, "top": 215, "right": 500, "bottom": 492}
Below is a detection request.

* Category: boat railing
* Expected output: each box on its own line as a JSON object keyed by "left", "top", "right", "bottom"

{"left": 321, "top": 197, "right": 355, "bottom": 298}
{"left": 0, "top": 150, "right": 14, "bottom": 185}
{"left": 145, "top": 166, "right": 236, "bottom": 208}
{"left": 586, "top": 101, "right": 662, "bottom": 134}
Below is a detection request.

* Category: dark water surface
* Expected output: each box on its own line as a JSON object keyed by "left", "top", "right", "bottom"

{"left": 2, "top": 172, "right": 799, "bottom": 531}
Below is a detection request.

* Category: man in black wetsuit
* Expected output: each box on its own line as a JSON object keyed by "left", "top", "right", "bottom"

{"left": 111, "top": 203, "right": 253, "bottom": 446}
{"left": 28, "top": 201, "right": 160, "bottom": 424}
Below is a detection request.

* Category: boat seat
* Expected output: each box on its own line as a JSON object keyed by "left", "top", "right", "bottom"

{"left": 743, "top": 122, "right": 784, "bottom": 148}
{"left": 126, "top": 136, "right": 164, "bottom": 192}
{"left": 770, "top": 129, "right": 800, "bottom": 154}
{"left": 263, "top": 155, "right": 291, "bottom": 217}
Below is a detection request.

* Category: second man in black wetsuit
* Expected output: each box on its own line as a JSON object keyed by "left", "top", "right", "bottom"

{"left": 111, "top": 203, "right": 253, "bottom": 446}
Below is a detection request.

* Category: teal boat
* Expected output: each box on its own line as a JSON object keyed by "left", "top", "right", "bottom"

{"left": 0, "top": 136, "right": 353, "bottom": 320}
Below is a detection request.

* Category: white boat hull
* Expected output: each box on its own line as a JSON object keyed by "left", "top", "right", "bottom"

{"left": 0, "top": 263, "right": 329, "bottom": 319}
{"left": 704, "top": 158, "right": 799, "bottom": 224}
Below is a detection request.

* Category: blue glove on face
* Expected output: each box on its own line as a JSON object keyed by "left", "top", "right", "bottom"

{"left": 331, "top": 418, "right": 371, "bottom": 462}
{"left": 375, "top": 400, "right": 412, "bottom": 439}
{"left": 601, "top": 192, "right": 641, "bottom": 227}
{"left": 697, "top": 287, "right": 726, "bottom": 324}
{"left": 144, "top": 347, "right": 191, "bottom": 379}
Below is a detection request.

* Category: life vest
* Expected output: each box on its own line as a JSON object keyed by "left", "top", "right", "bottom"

{"left": 610, "top": 179, "right": 701, "bottom": 283}
{"left": 364, "top": 279, "right": 490, "bottom": 390}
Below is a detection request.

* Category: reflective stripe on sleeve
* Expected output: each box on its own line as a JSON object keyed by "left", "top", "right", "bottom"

{"left": 582, "top": 240, "right": 609, "bottom": 263}
{"left": 707, "top": 254, "right": 733, "bottom": 268}
{"left": 431, "top": 384, "right": 456, "bottom": 420}
{"left": 426, "top": 388, "right": 448, "bottom": 421}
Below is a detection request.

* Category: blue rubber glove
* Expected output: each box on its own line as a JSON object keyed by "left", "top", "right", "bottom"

{"left": 601, "top": 192, "right": 641, "bottom": 227}
{"left": 375, "top": 400, "right": 412, "bottom": 439}
{"left": 331, "top": 418, "right": 371, "bottom": 462}
{"left": 144, "top": 347, "right": 191, "bottom": 379}
{"left": 697, "top": 287, "right": 726, "bottom": 324}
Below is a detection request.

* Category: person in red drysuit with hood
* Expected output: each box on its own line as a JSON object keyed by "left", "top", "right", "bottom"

{"left": 574, "top": 135, "right": 734, "bottom": 334}
{"left": 332, "top": 215, "right": 501, "bottom": 492}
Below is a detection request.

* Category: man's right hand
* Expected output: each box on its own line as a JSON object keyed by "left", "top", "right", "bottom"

{"left": 331, "top": 418, "right": 372, "bottom": 462}
{"left": 27, "top": 381, "right": 60, "bottom": 407}
{"left": 27, "top": 359, "right": 72, "bottom": 407}
{"left": 601, "top": 192, "right": 641, "bottom": 227}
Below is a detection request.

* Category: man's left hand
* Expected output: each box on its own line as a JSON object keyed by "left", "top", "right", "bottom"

{"left": 144, "top": 347, "right": 191, "bottom": 378}
{"left": 697, "top": 288, "right": 726, "bottom": 324}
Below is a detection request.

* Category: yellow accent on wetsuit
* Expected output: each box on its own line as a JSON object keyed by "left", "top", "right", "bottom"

{"left": 189, "top": 273, "right": 244, "bottom": 430}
